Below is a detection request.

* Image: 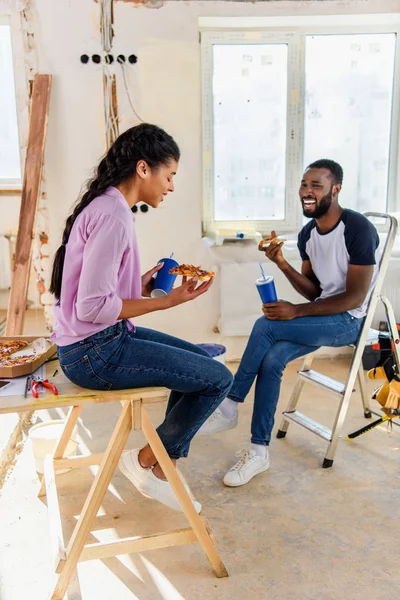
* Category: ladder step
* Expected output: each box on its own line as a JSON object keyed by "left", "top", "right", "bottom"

{"left": 282, "top": 410, "right": 332, "bottom": 441}
{"left": 298, "top": 369, "right": 347, "bottom": 396}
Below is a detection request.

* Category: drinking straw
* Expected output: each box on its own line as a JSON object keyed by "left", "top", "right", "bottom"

{"left": 259, "top": 263, "right": 267, "bottom": 281}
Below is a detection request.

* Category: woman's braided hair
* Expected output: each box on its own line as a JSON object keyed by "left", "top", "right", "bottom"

{"left": 50, "top": 123, "right": 180, "bottom": 303}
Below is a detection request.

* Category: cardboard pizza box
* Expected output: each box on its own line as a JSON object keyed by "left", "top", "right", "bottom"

{"left": 0, "top": 335, "right": 57, "bottom": 379}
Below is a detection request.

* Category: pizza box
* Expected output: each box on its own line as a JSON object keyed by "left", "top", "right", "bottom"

{"left": 0, "top": 335, "right": 57, "bottom": 379}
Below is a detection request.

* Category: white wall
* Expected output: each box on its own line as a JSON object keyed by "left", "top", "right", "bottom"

{"left": 2, "top": 0, "right": 400, "bottom": 356}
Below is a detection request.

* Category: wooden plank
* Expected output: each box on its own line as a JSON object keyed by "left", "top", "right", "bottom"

{"left": 6, "top": 74, "right": 52, "bottom": 336}
{"left": 0, "top": 387, "right": 168, "bottom": 416}
{"left": 132, "top": 398, "right": 142, "bottom": 430}
{"left": 80, "top": 528, "right": 197, "bottom": 562}
{"left": 50, "top": 401, "right": 132, "bottom": 599}
{"left": 141, "top": 407, "right": 228, "bottom": 578}
{"left": 111, "top": 73, "right": 119, "bottom": 143}
{"left": 38, "top": 405, "right": 82, "bottom": 497}
{"left": 103, "top": 72, "right": 119, "bottom": 149}
{"left": 43, "top": 454, "right": 66, "bottom": 572}
{"left": 53, "top": 453, "right": 104, "bottom": 471}
{"left": 0, "top": 360, "right": 168, "bottom": 415}
{"left": 53, "top": 405, "right": 82, "bottom": 461}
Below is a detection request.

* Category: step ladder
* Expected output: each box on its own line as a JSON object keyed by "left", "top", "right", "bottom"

{"left": 276, "top": 212, "right": 400, "bottom": 468}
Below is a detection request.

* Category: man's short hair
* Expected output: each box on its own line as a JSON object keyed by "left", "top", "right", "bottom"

{"left": 306, "top": 159, "right": 344, "bottom": 185}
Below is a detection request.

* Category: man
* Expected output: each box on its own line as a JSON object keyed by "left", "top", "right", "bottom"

{"left": 199, "top": 159, "right": 379, "bottom": 486}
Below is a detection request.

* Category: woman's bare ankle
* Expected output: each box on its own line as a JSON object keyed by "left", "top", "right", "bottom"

{"left": 152, "top": 463, "right": 166, "bottom": 479}
{"left": 138, "top": 445, "right": 156, "bottom": 469}
{"left": 152, "top": 459, "right": 177, "bottom": 480}
{"left": 138, "top": 446, "right": 177, "bottom": 477}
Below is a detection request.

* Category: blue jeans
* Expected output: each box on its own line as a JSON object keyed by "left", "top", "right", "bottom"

{"left": 57, "top": 321, "right": 233, "bottom": 459}
{"left": 228, "top": 312, "right": 364, "bottom": 446}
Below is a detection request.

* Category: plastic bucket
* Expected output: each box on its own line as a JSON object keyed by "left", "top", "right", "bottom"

{"left": 28, "top": 420, "right": 77, "bottom": 474}
{"left": 197, "top": 343, "right": 226, "bottom": 364}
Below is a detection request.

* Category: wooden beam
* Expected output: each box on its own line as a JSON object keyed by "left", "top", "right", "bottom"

{"left": 132, "top": 398, "right": 142, "bottom": 430}
{"left": 44, "top": 454, "right": 67, "bottom": 573}
{"left": 53, "top": 453, "right": 104, "bottom": 472}
{"left": 50, "top": 402, "right": 132, "bottom": 599}
{"left": 111, "top": 74, "right": 118, "bottom": 138}
{"left": 80, "top": 528, "right": 197, "bottom": 562}
{"left": 6, "top": 74, "right": 52, "bottom": 336}
{"left": 141, "top": 407, "right": 228, "bottom": 578}
{"left": 38, "top": 405, "right": 83, "bottom": 497}
{"left": 103, "top": 72, "right": 119, "bottom": 149}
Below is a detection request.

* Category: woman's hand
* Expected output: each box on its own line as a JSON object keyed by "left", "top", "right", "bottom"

{"left": 119, "top": 276, "right": 214, "bottom": 319}
{"left": 165, "top": 276, "right": 214, "bottom": 308}
{"left": 141, "top": 263, "right": 163, "bottom": 297}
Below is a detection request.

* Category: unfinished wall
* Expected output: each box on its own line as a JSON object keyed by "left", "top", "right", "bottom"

{"left": 2, "top": 0, "right": 400, "bottom": 356}
{"left": 0, "top": 0, "right": 49, "bottom": 317}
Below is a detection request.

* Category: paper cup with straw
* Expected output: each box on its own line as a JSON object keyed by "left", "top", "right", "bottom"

{"left": 255, "top": 263, "right": 278, "bottom": 303}
{"left": 151, "top": 255, "right": 179, "bottom": 298}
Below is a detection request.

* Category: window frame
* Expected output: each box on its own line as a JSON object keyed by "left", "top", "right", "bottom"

{"left": 201, "top": 17, "right": 400, "bottom": 236}
{"left": 0, "top": 13, "right": 28, "bottom": 192}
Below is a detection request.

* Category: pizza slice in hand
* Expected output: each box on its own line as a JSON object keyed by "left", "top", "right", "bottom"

{"left": 169, "top": 264, "right": 215, "bottom": 281}
{"left": 258, "top": 236, "right": 286, "bottom": 251}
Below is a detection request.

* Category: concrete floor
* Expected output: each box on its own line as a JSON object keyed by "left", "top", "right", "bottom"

{"left": 0, "top": 358, "right": 399, "bottom": 600}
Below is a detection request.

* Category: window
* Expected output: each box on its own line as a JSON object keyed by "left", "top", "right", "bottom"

{"left": 0, "top": 24, "right": 21, "bottom": 189}
{"left": 213, "top": 43, "right": 288, "bottom": 222}
{"left": 201, "top": 20, "right": 399, "bottom": 236}
{"left": 304, "top": 33, "right": 396, "bottom": 214}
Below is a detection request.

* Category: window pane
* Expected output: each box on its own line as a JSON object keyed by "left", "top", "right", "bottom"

{"left": 0, "top": 25, "right": 21, "bottom": 182}
{"left": 304, "top": 34, "right": 396, "bottom": 212}
{"left": 213, "top": 44, "right": 288, "bottom": 221}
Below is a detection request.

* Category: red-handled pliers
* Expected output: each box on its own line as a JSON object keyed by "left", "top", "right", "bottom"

{"left": 31, "top": 377, "right": 59, "bottom": 399}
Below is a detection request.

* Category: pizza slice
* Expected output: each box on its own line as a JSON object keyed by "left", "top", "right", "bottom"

{"left": 258, "top": 236, "right": 287, "bottom": 251}
{"left": 0, "top": 340, "right": 29, "bottom": 363}
{"left": 0, "top": 339, "right": 46, "bottom": 367}
{"left": 169, "top": 264, "right": 215, "bottom": 281}
{"left": 0, "top": 355, "right": 42, "bottom": 368}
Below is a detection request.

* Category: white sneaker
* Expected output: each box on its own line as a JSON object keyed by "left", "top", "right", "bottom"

{"left": 119, "top": 448, "right": 202, "bottom": 514}
{"left": 197, "top": 407, "right": 238, "bottom": 436}
{"left": 223, "top": 449, "right": 269, "bottom": 487}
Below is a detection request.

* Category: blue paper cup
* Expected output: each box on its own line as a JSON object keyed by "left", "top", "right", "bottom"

{"left": 151, "top": 258, "right": 179, "bottom": 298}
{"left": 256, "top": 276, "right": 278, "bottom": 303}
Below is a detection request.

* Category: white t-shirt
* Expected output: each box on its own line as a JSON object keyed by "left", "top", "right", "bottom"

{"left": 297, "top": 209, "right": 379, "bottom": 319}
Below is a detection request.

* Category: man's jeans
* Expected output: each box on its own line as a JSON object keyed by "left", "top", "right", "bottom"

{"left": 228, "top": 312, "right": 364, "bottom": 446}
{"left": 57, "top": 321, "right": 233, "bottom": 459}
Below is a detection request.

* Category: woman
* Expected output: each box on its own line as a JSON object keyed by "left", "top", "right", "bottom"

{"left": 50, "top": 123, "right": 233, "bottom": 513}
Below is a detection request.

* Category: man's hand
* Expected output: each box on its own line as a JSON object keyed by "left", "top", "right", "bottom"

{"left": 263, "top": 301, "right": 299, "bottom": 321}
{"left": 141, "top": 263, "right": 163, "bottom": 297}
{"left": 165, "top": 276, "right": 214, "bottom": 307}
{"left": 264, "top": 230, "right": 287, "bottom": 269}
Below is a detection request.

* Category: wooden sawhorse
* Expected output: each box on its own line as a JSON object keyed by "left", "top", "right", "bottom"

{"left": 0, "top": 361, "right": 228, "bottom": 599}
